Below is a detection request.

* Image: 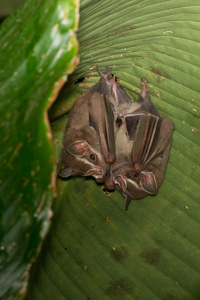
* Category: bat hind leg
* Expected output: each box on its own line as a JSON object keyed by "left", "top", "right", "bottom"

{"left": 96, "top": 66, "right": 112, "bottom": 79}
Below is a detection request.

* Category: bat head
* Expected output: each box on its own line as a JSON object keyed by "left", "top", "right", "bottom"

{"left": 112, "top": 162, "right": 158, "bottom": 209}
{"left": 59, "top": 131, "right": 108, "bottom": 182}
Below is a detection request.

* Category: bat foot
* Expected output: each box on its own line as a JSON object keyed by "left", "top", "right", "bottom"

{"left": 132, "top": 163, "right": 142, "bottom": 174}
{"left": 140, "top": 77, "right": 148, "bottom": 86}
{"left": 96, "top": 66, "right": 112, "bottom": 79}
{"left": 104, "top": 176, "right": 115, "bottom": 191}
{"left": 140, "top": 78, "right": 148, "bottom": 98}
{"left": 106, "top": 154, "right": 116, "bottom": 164}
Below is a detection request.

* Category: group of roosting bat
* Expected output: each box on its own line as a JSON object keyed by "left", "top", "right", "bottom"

{"left": 58, "top": 67, "right": 173, "bottom": 210}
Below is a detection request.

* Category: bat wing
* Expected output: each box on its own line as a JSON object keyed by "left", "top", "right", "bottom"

{"left": 124, "top": 85, "right": 173, "bottom": 170}
{"left": 124, "top": 112, "right": 173, "bottom": 196}
{"left": 130, "top": 113, "right": 159, "bottom": 167}
{"left": 104, "top": 95, "right": 116, "bottom": 162}
{"left": 124, "top": 112, "right": 159, "bottom": 166}
{"left": 115, "top": 83, "right": 132, "bottom": 104}
{"left": 84, "top": 77, "right": 112, "bottom": 96}
{"left": 107, "top": 77, "right": 132, "bottom": 105}
{"left": 88, "top": 92, "right": 116, "bottom": 164}
{"left": 144, "top": 118, "right": 173, "bottom": 165}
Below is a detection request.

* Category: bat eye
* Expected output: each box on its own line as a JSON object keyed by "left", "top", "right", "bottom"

{"left": 116, "top": 117, "right": 122, "bottom": 128}
{"left": 90, "top": 154, "right": 96, "bottom": 161}
{"left": 131, "top": 172, "right": 139, "bottom": 178}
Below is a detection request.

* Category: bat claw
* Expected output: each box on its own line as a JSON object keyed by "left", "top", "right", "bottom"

{"left": 106, "top": 154, "right": 116, "bottom": 164}
{"left": 96, "top": 66, "right": 112, "bottom": 80}
{"left": 140, "top": 77, "right": 148, "bottom": 86}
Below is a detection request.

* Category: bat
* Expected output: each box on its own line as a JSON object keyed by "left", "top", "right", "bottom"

{"left": 112, "top": 78, "right": 174, "bottom": 210}
{"left": 87, "top": 92, "right": 116, "bottom": 190}
{"left": 58, "top": 90, "right": 116, "bottom": 187}
{"left": 82, "top": 66, "right": 135, "bottom": 189}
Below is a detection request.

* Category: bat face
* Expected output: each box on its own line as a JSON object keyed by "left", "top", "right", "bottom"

{"left": 113, "top": 162, "right": 157, "bottom": 196}
{"left": 59, "top": 131, "right": 108, "bottom": 182}
{"left": 112, "top": 152, "right": 167, "bottom": 210}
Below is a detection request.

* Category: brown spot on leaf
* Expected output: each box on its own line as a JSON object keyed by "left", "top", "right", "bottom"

{"left": 110, "top": 247, "right": 129, "bottom": 263}
{"left": 9, "top": 142, "right": 23, "bottom": 163}
{"left": 77, "top": 259, "right": 83, "bottom": 266}
{"left": 113, "top": 25, "right": 135, "bottom": 35}
{"left": 106, "top": 217, "right": 117, "bottom": 230}
{"left": 51, "top": 171, "right": 57, "bottom": 197}
{"left": 22, "top": 178, "right": 30, "bottom": 187}
{"left": 163, "top": 293, "right": 181, "bottom": 300}
{"left": 101, "top": 187, "right": 110, "bottom": 196}
{"left": 55, "top": 251, "right": 64, "bottom": 257}
{"left": 83, "top": 245, "right": 91, "bottom": 255}
{"left": 140, "top": 248, "right": 161, "bottom": 265}
{"left": 150, "top": 67, "right": 171, "bottom": 83}
{"left": 107, "top": 278, "right": 134, "bottom": 296}
{"left": 152, "top": 90, "right": 161, "bottom": 100}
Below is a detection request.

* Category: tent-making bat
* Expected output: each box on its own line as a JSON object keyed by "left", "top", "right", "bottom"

{"left": 58, "top": 90, "right": 116, "bottom": 187}
{"left": 82, "top": 66, "right": 135, "bottom": 189}
{"left": 112, "top": 78, "right": 174, "bottom": 210}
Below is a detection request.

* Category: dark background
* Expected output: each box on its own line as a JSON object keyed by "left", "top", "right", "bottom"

{"left": 0, "top": 0, "right": 25, "bottom": 22}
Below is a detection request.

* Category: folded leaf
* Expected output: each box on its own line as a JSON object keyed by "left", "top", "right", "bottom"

{"left": 0, "top": 0, "right": 79, "bottom": 299}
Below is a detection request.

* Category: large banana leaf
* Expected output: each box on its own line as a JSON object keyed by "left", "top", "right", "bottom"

{"left": 2, "top": 0, "right": 200, "bottom": 299}
{"left": 0, "top": 0, "right": 79, "bottom": 299}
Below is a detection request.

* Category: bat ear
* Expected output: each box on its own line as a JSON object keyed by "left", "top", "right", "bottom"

{"left": 67, "top": 141, "right": 89, "bottom": 157}
{"left": 58, "top": 167, "right": 76, "bottom": 178}
{"left": 125, "top": 193, "right": 132, "bottom": 211}
{"left": 140, "top": 172, "right": 157, "bottom": 195}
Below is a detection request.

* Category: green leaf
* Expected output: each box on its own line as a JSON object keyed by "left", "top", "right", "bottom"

{"left": 0, "top": 0, "right": 79, "bottom": 299}
{"left": 16, "top": 0, "right": 200, "bottom": 299}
